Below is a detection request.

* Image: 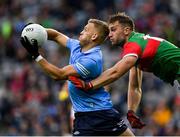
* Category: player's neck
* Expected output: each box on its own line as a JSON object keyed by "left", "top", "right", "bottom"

{"left": 124, "top": 32, "right": 132, "bottom": 43}
{"left": 81, "top": 43, "right": 97, "bottom": 52}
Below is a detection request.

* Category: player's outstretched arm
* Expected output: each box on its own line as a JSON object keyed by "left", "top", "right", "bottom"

{"left": 37, "top": 59, "right": 79, "bottom": 80}
{"left": 20, "top": 36, "right": 79, "bottom": 80}
{"left": 69, "top": 56, "right": 138, "bottom": 90}
{"left": 91, "top": 56, "right": 138, "bottom": 89}
{"left": 69, "top": 56, "right": 137, "bottom": 91}
{"left": 127, "top": 67, "right": 145, "bottom": 129}
{"left": 46, "top": 28, "right": 69, "bottom": 47}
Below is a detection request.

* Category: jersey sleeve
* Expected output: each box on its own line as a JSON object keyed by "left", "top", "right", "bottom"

{"left": 66, "top": 38, "right": 80, "bottom": 51}
{"left": 121, "top": 42, "right": 142, "bottom": 58}
{"left": 72, "top": 58, "right": 97, "bottom": 79}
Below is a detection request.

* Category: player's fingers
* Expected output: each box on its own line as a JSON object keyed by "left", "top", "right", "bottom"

{"left": 22, "top": 37, "right": 33, "bottom": 51}
{"left": 20, "top": 37, "right": 29, "bottom": 49}
{"left": 69, "top": 76, "right": 77, "bottom": 80}
{"left": 32, "top": 39, "right": 38, "bottom": 46}
{"left": 25, "top": 36, "right": 33, "bottom": 46}
{"left": 71, "top": 81, "right": 82, "bottom": 87}
{"left": 70, "top": 79, "right": 80, "bottom": 84}
{"left": 70, "top": 80, "right": 82, "bottom": 86}
{"left": 131, "top": 114, "right": 140, "bottom": 119}
{"left": 133, "top": 121, "right": 145, "bottom": 129}
{"left": 74, "top": 82, "right": 81, "bottom": 86}
{"left": 20, "top": 37, "right": 25, "bottom": 45}
{"left": 72, "top": 79, "right": 80, "bottom": 83}
{"left": 24, "top": 36, "right": 29, "bottom": 42}
{"left": 68, "top": 76, "right": 76, "bottom": 81}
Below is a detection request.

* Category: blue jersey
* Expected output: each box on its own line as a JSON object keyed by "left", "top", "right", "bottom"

{"left": 67, "top": 38, "right": 113, "bottom": 112}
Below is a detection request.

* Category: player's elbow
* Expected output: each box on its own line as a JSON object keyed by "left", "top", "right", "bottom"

{"left": 135, "top": 88, "right": 142, "bottom": 94}
{"left": 52, "top": 73, "right": 67, "bottom": 80}
{"left": 129, "top": 84, "right": 142, "bottom": 94}
{"left": 46, "top": 69, "right": 67, "bottom": 80}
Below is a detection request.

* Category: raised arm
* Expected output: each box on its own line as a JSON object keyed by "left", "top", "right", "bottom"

{"left": 46, "top": 28, "right": 69, "bottom": 47}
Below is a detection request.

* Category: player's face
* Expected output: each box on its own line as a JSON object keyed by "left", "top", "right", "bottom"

{"left": 79, "top": 23, "right": 97, "bottom": 46}
{"left": 109, "top": 21, "right": 126, "bottom": 46}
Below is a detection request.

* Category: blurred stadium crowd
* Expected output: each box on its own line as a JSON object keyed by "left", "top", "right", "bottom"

{"left": 0, "top": 0, "right": 180, "bottom": 136}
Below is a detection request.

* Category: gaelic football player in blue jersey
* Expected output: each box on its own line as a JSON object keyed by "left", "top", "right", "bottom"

{"left": 20, "top": 19, "right": 137, "bottom": 136}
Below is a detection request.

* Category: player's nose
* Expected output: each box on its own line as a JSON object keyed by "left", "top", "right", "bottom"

{"left": 108, "top": 33, "right": 112, "bottom": 39}
{"left": 108, "top": 32, "right": 112, "bottom": 38}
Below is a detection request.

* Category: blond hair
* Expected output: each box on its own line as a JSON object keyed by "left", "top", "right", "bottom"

{"left": 88, "top": 19, "right": 109, "bottom": 44}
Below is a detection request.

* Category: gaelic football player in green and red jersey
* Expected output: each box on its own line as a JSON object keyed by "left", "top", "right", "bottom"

{"left": 69, "top": 12, "right": 180, "bottom": 129}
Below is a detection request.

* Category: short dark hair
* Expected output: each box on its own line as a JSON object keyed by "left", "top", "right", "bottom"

{"left": 108, "top": 12, "right": 135, "bottom": 31}
{"left": 88, "top": 19, "right": 109, "bottom": 44}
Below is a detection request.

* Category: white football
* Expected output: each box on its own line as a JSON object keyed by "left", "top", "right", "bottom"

{"left": 21, "top": 23, "right": 47, "bottom": 46}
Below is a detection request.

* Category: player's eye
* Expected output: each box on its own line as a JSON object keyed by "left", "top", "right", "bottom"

{"left": 111, "top": 28, "right": 116, "bottom": 32}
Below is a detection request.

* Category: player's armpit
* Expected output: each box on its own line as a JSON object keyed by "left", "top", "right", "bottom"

{"left": 46, "top": 28, "right": 69, "bottom": 47}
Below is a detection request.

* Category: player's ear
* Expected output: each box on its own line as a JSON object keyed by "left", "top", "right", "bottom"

{"left": 91, "top": 33, "right": 98, "bottom": 41}
{"left": 124, "top": 27, "right": 131, "bottom": 35}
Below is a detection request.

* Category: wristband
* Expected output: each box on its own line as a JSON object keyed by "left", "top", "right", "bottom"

{"left": 35, "top": 55, "right": 43, "bottom": 62}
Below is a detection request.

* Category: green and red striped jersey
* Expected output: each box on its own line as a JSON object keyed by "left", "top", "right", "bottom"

{"left": 121, "top": 31, "right": 180, "bottom": 84}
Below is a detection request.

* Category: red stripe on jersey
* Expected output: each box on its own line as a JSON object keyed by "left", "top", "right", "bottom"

{"left": 138, "top": 39, "right": 160, "bottom": 71}
{"left": 121, "top": 42, "right": 142, "bottom": 58}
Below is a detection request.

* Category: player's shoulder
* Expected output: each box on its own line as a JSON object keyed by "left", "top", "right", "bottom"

{"left": 68, "top": 38, "right": 80, "bottom": 45}
{"left": 67, "top": 38, "right": 80, "bottom": 50}
{"left": 86, "top": 52, "right": 102, "bottom": 64}
{"left": 129, "top": 31, "right": 145, "bottom": 41}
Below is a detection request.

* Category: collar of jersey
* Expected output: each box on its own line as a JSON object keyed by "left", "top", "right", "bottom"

{"left": 82, "top": 46, "right": 101, "bottom": 54}
{"left": 128, "top": 31, "right": 135, "bottom": 40}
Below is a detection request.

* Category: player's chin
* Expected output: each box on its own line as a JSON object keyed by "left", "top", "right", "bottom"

{"left": 111, "top": 41, "right": 117, "bottom": 46}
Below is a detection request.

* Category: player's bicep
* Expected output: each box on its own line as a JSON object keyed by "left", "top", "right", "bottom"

{"left": 54, "top": 33, "right": 69, "bottom": 47}
{"left": 46, "top": 28, "right": 69, "bottom": 47}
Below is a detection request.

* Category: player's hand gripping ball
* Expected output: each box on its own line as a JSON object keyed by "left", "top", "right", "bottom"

{"left": 21, "top": 23, "right": 47, "bottom": 46}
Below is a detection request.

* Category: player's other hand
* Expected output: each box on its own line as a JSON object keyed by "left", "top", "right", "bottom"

{"left": 20, "top": 36, "right": 39, "bottom": 60}
{"left": 127, "top": 110, "right": 146, "bottom": 129}
{"left": 68, "top": 76, "right": 93, "bottom": 91}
